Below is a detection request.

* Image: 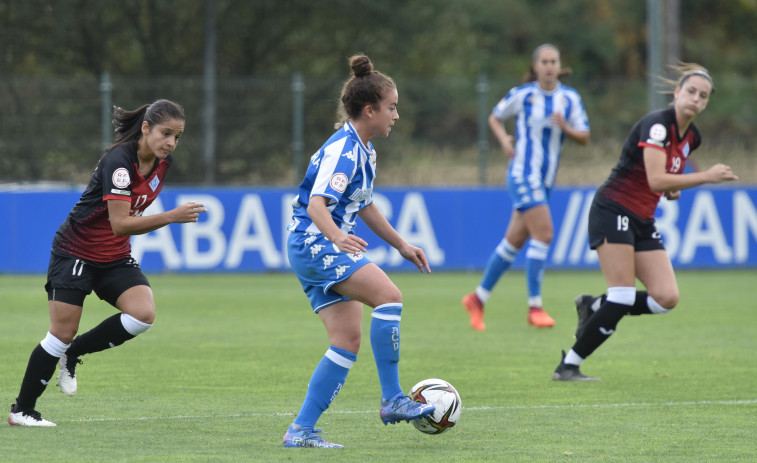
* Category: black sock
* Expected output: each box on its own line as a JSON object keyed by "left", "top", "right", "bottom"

{"left": 589, "top": 294, "right": 607, "bottom": 311}
{"left": 15, "top": 344, "right": 59, "bottom": 411}
{"left": 627, "top": 291, "right": 653, "bottom": 315}
{"left": 67, "top": 314, "right": 135, "bottom": 358}
{"left": 572, "top": 301, "right": 628, "bottom": 359}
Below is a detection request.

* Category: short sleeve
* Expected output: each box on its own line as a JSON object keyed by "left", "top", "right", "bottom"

{"left": 491, "top": 87, "right": 522, "bottom": 121}
{"left": 310, "top": 137, "right": 358, "bottom": 202}
{"left": 100, "top": 147, "right": 134, "bottom": 202}
{"left": 637, "top": 115, "right": 670, "bottom": 152}
{"left": 566, "top": 92, "right": 590, "bottom": 132}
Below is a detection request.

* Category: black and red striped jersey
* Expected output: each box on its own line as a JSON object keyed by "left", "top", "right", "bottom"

{"left": 52, "top": 140, "right": 173, "bottom": 262}
{"left": 597, "top": 107, "right": 700, "bottom": 219}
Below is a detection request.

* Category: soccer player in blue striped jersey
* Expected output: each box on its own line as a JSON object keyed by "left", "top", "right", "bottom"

{"left": 282, "top": 54, "right": 434, "bottom": 449}
{"left": 463, "top": 44, "right": 590, "bottom": 331}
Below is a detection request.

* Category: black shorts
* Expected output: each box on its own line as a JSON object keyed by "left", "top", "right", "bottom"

{"left": 45, "top": 250, "right": 150, "bottom": 307}
{"left": 588, "top": 197, "right": 665, "bottom": 252}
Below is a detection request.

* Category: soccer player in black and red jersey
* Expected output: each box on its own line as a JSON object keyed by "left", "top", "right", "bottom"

{"left": 552, "top": 64, "right": 738, "bottom": 381}
{"left": 9, "top": 99, "right": 206, "bottom": 426}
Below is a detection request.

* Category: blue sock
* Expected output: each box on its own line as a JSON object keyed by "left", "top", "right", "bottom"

{"left": 480, "top": 238, "right": 519, "bottom": 291}
{"left": 370, "top": 303, "right": 403, "bottom": 400}
{"left": 293, "top": 346, "right": 356, "bottom": 428}
{"left": 525, "top": 240, "right": 549, "bottom": 304}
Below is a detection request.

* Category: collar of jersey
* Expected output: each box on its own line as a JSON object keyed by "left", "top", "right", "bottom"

{"left": 534, "top": 81, "right": 562, "bottom": 95}
{"left": 344, "top": 121, "right": 373, "bottom": 158}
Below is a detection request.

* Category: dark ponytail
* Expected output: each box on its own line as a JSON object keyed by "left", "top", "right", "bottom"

{"left": 106, "top": 99, "right": 185, "bottom": 151}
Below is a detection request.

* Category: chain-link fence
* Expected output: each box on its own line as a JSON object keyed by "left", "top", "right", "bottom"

{"left": 2, "top": 73, "right": 753, "bottom": 186}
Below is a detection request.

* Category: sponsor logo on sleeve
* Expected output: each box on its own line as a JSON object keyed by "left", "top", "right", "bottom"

{"left": 646, "top": 123, "right": 667, "bottom": 147}
{"left": 149, "top": 176, "right": 161, "bottom": 191}
{"left": 330, "top": 173, "right": 348, "bottom": 193}
{"left": 112, "top": 168, "right": 131, "bottom": 188}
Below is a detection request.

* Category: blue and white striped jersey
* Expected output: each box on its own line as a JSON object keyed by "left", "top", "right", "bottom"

{"left": 492, "top": 81, "right": 589, "bottom": 188}
{"left": 288, "top": 121, "right": 376, "bottom": 235}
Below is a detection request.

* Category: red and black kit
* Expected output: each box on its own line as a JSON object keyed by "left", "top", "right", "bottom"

{"left": 595, "top": 107, "right": 700, "bottom": 220}
{"left": 52, "top": 140, "right": 173, "bottom": 263}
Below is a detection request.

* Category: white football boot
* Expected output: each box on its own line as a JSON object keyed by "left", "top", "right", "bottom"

{"left": 8, "top": 404, "right": 56, "bottom": 427}
{"left": 56, "top": 354, "right": 80, "bottom": 396}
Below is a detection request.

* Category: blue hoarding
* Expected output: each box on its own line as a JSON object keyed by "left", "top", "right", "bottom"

{"left": 2, "top": 186, "right": 756, "bottom": 273}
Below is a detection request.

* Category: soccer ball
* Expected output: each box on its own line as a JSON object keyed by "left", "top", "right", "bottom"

{"left": 408, "top": 378, "right": 461, "bottom": 434}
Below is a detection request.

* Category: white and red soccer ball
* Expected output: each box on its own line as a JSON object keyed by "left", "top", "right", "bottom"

{"left": 408, "top": 378, "right": 461, "bottom": 434}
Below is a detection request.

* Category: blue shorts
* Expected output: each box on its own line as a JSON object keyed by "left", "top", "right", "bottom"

{"left": 507, "top": 175, "right": 551, "bottom": 212}
{"left": 287, "top": 231, "right": 372, "bottom": 313}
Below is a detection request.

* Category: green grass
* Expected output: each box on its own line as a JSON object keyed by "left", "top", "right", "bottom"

{"left": 1, "top": 271, "right": 755, "bottom": 462}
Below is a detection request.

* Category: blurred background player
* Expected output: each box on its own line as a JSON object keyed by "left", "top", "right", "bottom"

{"left": 282, "top": 54, "right": 434, "bottom": 448}
{"left": 553, "top": 64, "right": 738, "bottom": 381}
{"left": 9, "top": 100, "right": 206, "bottom": 426}
{"left": 463, "top": 44, "right": 590, "bottom": 331}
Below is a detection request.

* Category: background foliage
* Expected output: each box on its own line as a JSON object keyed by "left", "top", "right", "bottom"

{"left": 1, "top": 0, "right": 755, "bottom": 184}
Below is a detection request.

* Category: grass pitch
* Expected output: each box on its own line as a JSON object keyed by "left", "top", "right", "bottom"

{"left": 1, "top": 270, "right": 755, "bottom": 462}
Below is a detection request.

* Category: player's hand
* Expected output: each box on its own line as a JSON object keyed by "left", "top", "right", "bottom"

{"left": 334, "top": 234, "right": 368, "bottom": 254}
{"left": 706, "top": 163, "right": 738, "bottom": 183}
{"left": 549, "top": 112, "right": 566, "bottom": 129}
{"left": 664, "top": 190, "right": 681, "bottom": 200}
{"left": 173, "top": 201, "right": 207, "bottom": 223}
{"left": 502, "top": 136, "right": 515, "bottom": 158}
{"left": 398, "top": 244, "right": 431, "bottom": 274}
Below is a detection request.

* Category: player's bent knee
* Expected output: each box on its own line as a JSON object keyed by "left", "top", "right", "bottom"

{"left": 659, "top": 292, "right": 679, "bottom": 310}
{"left": 331, "top": 333, "right": 361, "bottom": 353}
{"left": 385, "top": 287, "right": 403, "bottom": 304}
{"left": 124, "top": 306, "right": 155, "bottom": 325}
{"left": 121, "top": 313, "right": 153, "bottom": 336}
{"left": 648, "top": 292, "right": 678, "bottom": 313}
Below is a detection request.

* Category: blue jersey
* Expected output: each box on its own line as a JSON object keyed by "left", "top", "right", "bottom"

{"left": 288, "top": 122, "right": 377, "bottom": 235}
{"left": 492, "top": 81, "right": 589, "bottom": 188}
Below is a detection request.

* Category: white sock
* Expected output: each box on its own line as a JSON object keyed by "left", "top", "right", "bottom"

{"left": 564, "top": 349, "right": 584, "bottom": 366}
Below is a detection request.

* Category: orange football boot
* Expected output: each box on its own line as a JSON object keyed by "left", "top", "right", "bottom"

{"left": 527, "top": 307, "right": 555, "bottom": 328}
{"left": 462, "top": 293, "right": 486, "bottom": 331}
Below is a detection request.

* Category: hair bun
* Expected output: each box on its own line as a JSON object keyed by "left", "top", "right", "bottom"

{"left": 349, "top": 54, "right": 372, "bottom": 77}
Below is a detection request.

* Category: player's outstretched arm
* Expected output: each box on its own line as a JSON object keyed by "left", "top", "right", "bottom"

{"left": 108, "top": 199, "right": 206, "bottom": 236}
{"left": 357, "top": 203, "right": 430, "bottom": 273}
{"left": 644, "top": 147, "right": 738, "bottom": 192}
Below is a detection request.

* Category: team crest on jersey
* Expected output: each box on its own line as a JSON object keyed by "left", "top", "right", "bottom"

{"left": 149, "top": 175, "right": 161, "bottom": 191}
{"left": 112, "top": 168, "right": 131, "bottom": 188}
{"left": 330, "top": 173, "right": 348, "bottom": 192}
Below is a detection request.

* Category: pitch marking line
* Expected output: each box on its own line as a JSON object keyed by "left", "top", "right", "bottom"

{"left": 64, "top": 398, "right": 757, "bottom": 423}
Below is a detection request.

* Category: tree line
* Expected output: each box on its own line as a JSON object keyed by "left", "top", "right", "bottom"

{"left": 1, "top": 0, "right": 755, "bottom": 184}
